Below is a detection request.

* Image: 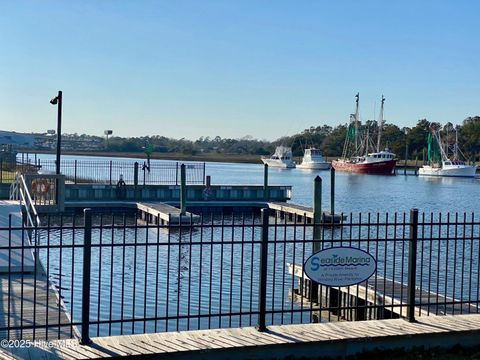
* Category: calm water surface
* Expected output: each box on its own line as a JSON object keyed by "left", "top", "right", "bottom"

{"left": 31, "top": 153, "right": 480, "bottom": 214}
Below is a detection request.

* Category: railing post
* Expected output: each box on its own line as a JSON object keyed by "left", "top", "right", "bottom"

{"left": 407, "top": 208, "right": 418, "bottom": 322}
{"left": 256, "top": 208, "right": 269, "bottom": 332}
{"left": 74, "top": 160, "right": 77, "bottom": 184}
{"left": 203, "top": 162, "right": 206, "bottom": 185}
{"left": 81, "top": 208, "right": 92, "bottom": 344}
{"left": 175, "top": 162, "right": 179, "bottom": 186}
{"left": 109, "top": 160, "right": 113, "bottom": 186}
{"left": 263, "top": 164, "right": 269, "bottom": 201}
{"left": 134, "top": 162, "right": 139, "bottom": 187}
{"left": 180, "top": 164, "right": 186, "bottom": 215}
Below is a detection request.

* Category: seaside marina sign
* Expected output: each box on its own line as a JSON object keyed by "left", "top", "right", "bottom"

{"left": 304, "top": 247, "right": 376, "bottom": 287}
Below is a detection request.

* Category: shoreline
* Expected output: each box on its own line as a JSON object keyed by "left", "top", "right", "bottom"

{"left": 28, "top": 150, "right": 264, "bottom": 164}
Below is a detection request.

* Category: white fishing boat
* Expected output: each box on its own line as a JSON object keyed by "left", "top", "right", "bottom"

{"left": 419, "top": 123, "right": 477, "bottom": 178}
{"left": 261, "top": 146, "right": 296, "bottom": 168}
{"left": 297, "top": 148, "right": 330, "bottom": 170}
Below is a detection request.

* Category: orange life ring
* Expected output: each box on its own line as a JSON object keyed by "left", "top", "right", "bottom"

{"left": 31, "top": 179, "right": 50, "bottom": 195}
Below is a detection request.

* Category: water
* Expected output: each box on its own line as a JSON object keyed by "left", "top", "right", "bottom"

{"left": 25, "top": 153, "right": 480, "bottom": 337}
{"left": 28, "top": 153, "right": 480, "bottom": 214}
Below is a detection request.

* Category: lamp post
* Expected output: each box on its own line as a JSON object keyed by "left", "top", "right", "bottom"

{"left": 50, "top": 91, "right": 62, "bottom": 175}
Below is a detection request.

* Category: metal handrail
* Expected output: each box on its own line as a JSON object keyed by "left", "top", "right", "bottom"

{"left": 16, "top": 173, "right": 41, "bottom": 228}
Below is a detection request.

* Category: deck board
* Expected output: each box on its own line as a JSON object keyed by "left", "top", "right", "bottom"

{"left": 6, "top": 314, "right": 480, "bottom": 359}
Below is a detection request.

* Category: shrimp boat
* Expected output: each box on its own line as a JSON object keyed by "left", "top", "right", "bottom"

{"left": 419, "top": 123, "right": 477, "bottom": 177}
{"left": 297, "top": 148, "right": 330, "bottom": 170}
{"left": 332, "top": 94, "right": 396, "bottom": 174}
{"left": 261, "top": 146, "right": 296, "bottom": 168}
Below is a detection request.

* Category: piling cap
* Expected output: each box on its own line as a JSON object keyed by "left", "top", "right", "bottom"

{"left": 314, "top": 175, "right": 322, "bottom": 182}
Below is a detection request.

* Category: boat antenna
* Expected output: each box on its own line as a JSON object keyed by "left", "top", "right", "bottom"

{"left": 376, "top": 95, "right": 385, "bottom": 152}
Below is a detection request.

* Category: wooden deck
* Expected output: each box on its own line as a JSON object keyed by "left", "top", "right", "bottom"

{"left": 0, "top": 201, "right": 35, "bottom": 273}
{"left": 137, "top": 202, "right": 200, "bottom": 225}
{"left": 3, "top": 314, "right": 480, "bottom": 359}
{"left": 0, "top": 201, "right": 74, "bottom": 341}
{"left": 288, "top": 263, "right": 478, "bottom": 319}
{"left": 267, "top": 201, "right": 346, "bottom": 223}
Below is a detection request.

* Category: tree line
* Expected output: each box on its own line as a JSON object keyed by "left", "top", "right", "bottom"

{"left": 53, "top": 116, "right": 480, "bottom": 161}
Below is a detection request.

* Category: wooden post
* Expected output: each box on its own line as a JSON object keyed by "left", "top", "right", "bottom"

{"left": 180, "top": 164, "right": 186, "bottom": 215}
{"left": 313, "top": 176, "right": 322, "bottom": 252}
{"left": 263, "top": 164, "right": 269, "bottom": 201}
{"left": 330, "top": 167, "right": 335, "bottom": 219}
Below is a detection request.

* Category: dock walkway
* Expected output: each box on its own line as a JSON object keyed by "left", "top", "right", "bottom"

{"left": 267, "top": 201, "right": 346, "bottom": 223}
{"left": 4, "top": 314, "right": 480, "bottom": 359}
{"left": 288, "top": 263, "right": 478, "bottom": 319}
{"left": 0, "top": 201, "right": 73, "bottom": 340}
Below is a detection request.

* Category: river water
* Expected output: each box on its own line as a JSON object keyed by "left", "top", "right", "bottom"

{"left": 26, "top": 153, "right": 480, "bottom": 338}
{"left": 29, "top": 153, "right": 480, "bottom": 214}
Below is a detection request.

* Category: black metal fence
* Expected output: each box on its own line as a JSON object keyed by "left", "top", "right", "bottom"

{"left": 1, "top": 209, "right": 480, "bottom": 343}
{"left": 0, "top": 157, "right": 206, "bottom": 185}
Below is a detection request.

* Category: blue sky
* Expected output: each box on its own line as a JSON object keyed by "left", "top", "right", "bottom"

{"left": 0, "top": 1, "right": 479, "bottom": 140}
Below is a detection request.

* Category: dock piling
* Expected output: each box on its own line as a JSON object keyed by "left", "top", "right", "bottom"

{"left": 330, "top": 167, "right": 335, "bottom": 219}
{"left": 263, "top": 164, "right": 269, "bottom": 201}
{"left": 313, "top": 176, "right": 322, "bottom": 251}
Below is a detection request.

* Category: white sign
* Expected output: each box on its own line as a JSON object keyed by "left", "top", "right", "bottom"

{"left": 304, "top": 247, "right": 376, "bottom": 287}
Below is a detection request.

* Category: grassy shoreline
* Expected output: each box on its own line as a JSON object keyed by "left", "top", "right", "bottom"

{"left": 30, "top": 150, "right": 264, "bottom": 164}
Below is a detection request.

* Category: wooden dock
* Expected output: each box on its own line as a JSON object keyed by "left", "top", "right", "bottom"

{"left": 137, "top": 202, "right": 200, "bottom": 225}
{"left": 65, "top": 201, "right": 201, "bottom": 225}
{"left": 288, "top": 263, "right": 478, "bottom": 320}
{"left": 267, "top": 202, "right": 347, "bottom": 224}
{"left": 4, "top": 314, "right": 480, "bottom": 359}
{"left": 0, "top": 201, "right": 35, "bottom": 273}
{"left": 0, "top": 201, "right": 74, "bottom": 341}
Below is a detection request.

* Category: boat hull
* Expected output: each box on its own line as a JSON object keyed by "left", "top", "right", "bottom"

{"left": 419, "top": 165, "right": 477, "bottom": 178}
{"left": 332, "top": 159, "right": 396, "bottom": 174}
{"left": 261, "top": 158, "right": 296, "bottom": 168}
{"left": 297, "top": 162, "right": 331, "bottom": 170}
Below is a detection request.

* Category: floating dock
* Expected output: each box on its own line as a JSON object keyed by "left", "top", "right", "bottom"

{"left": 288, "top": 263, "right": 478, "bottom": 320}
{"left": 0, "top": 201, "right": 73, "bottom": 340}
{"left": 267, "top": 202, "right": 346, "bottom": 224}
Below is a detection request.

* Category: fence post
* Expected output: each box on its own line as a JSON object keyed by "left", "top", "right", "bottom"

{"left": 175, "top": 162, "right": 179, "bottom": 186}
{"left": 134, "top": 162, "right": 139, "bottom": 187}
{"left": 256, "top": 208, "right": 269, "bottom": 332}
{"left": 180, "top": 164, "right": 186, "bottom": 215}
{"left": 109, "top": 160, "right": 113, "bottom": 186}
{"left": 74, "top": 160, "right": 77, "bottom": 184}
{"left": 263, "top": 164, "right": 269, "bottom": 201}
{"left": 81, "top": 208, "right": 92, "bottom": 344}
{"left": 407, "top": 208, "right": 418, "bottom": 322}
{"left": 203, "top": 162, "right": 206, "bottom": 185}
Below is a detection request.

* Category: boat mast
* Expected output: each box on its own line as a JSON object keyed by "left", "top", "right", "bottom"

{"left": 431, "top": 124, "right": 449, "bottom": 162}
{"left": 454, "top": 127, "right": 459, "bottom": 160}
{"left": 376, "top": 95, "right": 385, "bottom": 152}
{"left": 354, "top": 93, "right": 360, "bottom": 153}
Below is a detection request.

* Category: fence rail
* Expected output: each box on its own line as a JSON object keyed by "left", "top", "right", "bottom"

{"left": 0, "top": 209, "right": 480, "bottom": 343}
{"left": 0, "top": 156, "right": 206, "bottom": 185}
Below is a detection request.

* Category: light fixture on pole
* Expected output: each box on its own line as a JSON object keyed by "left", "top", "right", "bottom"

{"left": 50, "top": 91, "right": 62, "bottom": 175}
{"left": 104, "top": 130, "right": 113, "bottom": 149}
